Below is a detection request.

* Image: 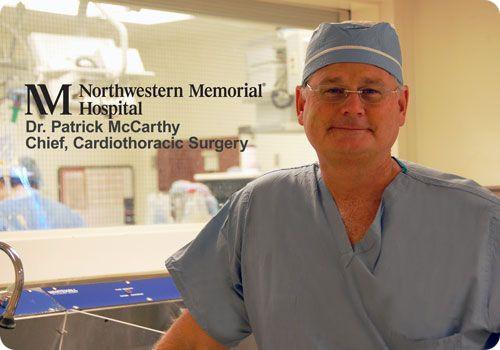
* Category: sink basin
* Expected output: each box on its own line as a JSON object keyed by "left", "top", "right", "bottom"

{"left": 0, "top": 300, "right": 182, "bottom": 350}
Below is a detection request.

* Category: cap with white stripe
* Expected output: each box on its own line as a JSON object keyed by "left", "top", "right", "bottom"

{"left": 302, "top": 21, "right": 403, "bottom": 85}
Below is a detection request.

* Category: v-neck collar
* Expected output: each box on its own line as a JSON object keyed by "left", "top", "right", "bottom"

{"left": 314, "top": 157, "right": 406, "bottom": 273}
{"left": 352, "top": 203, "right": 384, "bottom": 272}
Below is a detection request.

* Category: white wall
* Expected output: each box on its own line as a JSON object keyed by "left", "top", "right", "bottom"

{"left": 0, "top": 224, "right": 202, "bottom": 285}
{"left": 393, "top": 0, "right": 500, "bottom": 186}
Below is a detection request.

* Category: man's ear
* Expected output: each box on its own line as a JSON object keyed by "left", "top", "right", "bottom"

{"left": 397, "top": 85, "right": 409, "bottom": 127}
{"left": 296, "top": 85, "right": 305, "bottom": 126}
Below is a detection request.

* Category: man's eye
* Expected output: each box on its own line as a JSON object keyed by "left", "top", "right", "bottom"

{"left": 324, "top": 88, "right": 345, "bottom": 95}
{"left": 361, "top": 88, "right": 381, "bottom": 95}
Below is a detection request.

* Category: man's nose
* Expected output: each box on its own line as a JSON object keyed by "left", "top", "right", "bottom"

{"left": 339, "top": 92, "right": 365, "bottom": 116}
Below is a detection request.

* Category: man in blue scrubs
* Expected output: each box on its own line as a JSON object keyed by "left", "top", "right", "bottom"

{"left": 0, "top": 162, "right": 85, "bottom": 231}
{"left": 156, "top": 22, "right": 500, "bottom": 349}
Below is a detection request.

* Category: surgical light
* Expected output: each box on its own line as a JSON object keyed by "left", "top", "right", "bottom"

{"left": 0, "top": 1, "right": 193, "bottom": 25}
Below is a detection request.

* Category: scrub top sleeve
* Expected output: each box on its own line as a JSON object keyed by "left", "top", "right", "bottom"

{"left": 488, "top": 216, "right": 500, "bottom": 332}
{"left": 165, "top": 189, "right": 252, "bottom": 347}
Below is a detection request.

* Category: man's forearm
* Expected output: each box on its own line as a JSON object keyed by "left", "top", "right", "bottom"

{"left": 154, "top": 309, "right": 228, "bottom": 350}
{"left": 154, "top": 323, "right": 190, "bottom": 350}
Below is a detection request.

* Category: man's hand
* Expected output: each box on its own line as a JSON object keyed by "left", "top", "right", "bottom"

{"left": 154, "top": 309, "right": 229, "bottom": 350}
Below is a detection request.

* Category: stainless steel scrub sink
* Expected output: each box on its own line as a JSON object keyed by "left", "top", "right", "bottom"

{"left": 0, "top": 300, "right": 182, "bottom": 350}
{"left": 0, "top": 299, "right": 257, "bottom": 350}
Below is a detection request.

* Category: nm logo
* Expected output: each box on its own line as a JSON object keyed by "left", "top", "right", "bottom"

{"left": 26, "top": 84, "right": 72, "bottom": 116}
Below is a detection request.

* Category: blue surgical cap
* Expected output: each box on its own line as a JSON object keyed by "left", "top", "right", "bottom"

{"left": 19, "top": 157, "right": 41, "bottom": 186}
{"left": 302, "top": 21, "right": 403, "bottom": 85}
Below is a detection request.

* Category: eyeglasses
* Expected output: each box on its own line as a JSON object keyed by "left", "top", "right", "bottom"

{"left": 305, "top": 84, "right": 400, "bottom": 104}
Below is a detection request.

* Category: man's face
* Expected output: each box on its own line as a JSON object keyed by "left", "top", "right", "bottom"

{"left": 296, "top": 63, "right": 409, "bottom": 162}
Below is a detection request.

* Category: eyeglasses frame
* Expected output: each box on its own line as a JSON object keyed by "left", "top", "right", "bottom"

{"left": 304, "top": 83, "right": 401, "bottom": 104}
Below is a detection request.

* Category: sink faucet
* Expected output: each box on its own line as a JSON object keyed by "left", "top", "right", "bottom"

{"left": 0, "top": 242, "right": 24, "bottom": 329}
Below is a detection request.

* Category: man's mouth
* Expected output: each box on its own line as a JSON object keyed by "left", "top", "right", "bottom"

{"left": 328, "top": 126, "right": 370, "bottom": 131}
